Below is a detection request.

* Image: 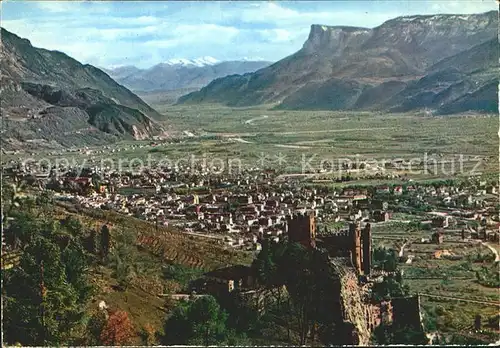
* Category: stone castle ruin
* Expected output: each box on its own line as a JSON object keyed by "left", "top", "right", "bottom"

{"left": 286, "top": 212, "right": 422, "bottom": 345}
{"left": 287, "top": 212, "right": 371, "bottom": 276}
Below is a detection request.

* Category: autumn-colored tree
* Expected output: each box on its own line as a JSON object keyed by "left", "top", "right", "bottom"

{"left": 140, "top": 323, "right": 156, "bottom": 346}
{"left": 100, "top": 310, "right": 134, "bottom": 346}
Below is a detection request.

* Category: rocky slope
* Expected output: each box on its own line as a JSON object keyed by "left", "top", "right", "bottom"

{"left": 179, "top": 11, "right": 498, "bottom": 114}
{"left": 104, "top": 59, "right": 271, "bottom": 94}
{"left": 1, "top": 28, "right": 163, "bottom": 150}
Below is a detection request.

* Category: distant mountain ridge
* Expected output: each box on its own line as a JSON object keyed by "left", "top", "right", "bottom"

{"left": 178, "top": 11, "right": 498, "bottom": 114}
{"left": 104, "top": 59, "right": 272, "bottom": 93}
{"left": 0, "top": 28, "right": 164, "bottom": 150}
{"left": 161, "top": 56, "right": 220, "bottom": 67}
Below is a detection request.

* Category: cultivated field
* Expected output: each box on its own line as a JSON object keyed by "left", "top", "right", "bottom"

{"left": 161, "top": 105, "right": 498, "bottom": 178}
{"left": 371, "top": 221, "right": 499, "bottom": 339}
{"left": 10, "top": 104, "right": 496, "bottom": 183}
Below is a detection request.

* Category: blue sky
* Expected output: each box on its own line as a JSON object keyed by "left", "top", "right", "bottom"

{"left": 2, "top": 1, "right": 497, "bottom": 69}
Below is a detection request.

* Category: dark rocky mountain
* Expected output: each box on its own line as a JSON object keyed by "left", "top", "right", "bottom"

{"left": 104, "top": 60, "right": 272, "bottom": 94}
{"left": 383, "top": 38, "right": 498, "bottom": 113}
{"left": 429, "top": 38, "right": 498, "bottom": 74}
{"left": 438, "top": 81, "right": 498, "bottom": 114}
{"left": 1, "top": 28, "right": 163, "bottom": 150}
{"left": 353, "top": 81, "right": 408, "bottom": 110}
{"left": 278, "top": 79, "right": 368, "bottom": 110}
{"left": 179, "top": 11, "right": 498, "bottom": 114}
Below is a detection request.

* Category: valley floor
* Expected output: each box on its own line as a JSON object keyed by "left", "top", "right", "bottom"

{"left": 8, "top": 106, "right": 497, "bottom": 182}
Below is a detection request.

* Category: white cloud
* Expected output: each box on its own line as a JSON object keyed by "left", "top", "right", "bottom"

{"left": 270, "top": 29, "right": 292, "bottom": 42}
{"left": 142, "top": 38, "right": 180, "bottom": 49}
{"left": 135, "top": 16, "right": 160, "bottom": 25}
{"left": 429, "top": 0, "right": 497, "bottom": 14}
{"left": 143, "top": 24, "right": 240, "bottom": 48}
{"left": 238, "top": 2, "right": 322, "bottom": 24}
{"left": 257, "top": 28, "right": 307, "bottom": 43}
{"left": 36, "top": 1, "right": 111, "bottom": 14}
{"left": 171, "top": 24, "right": 239, "bottom": 39}
{"left": 97, "top": 26, "right": 159, "bottom": 41}
{"left": 237, "top": 2, "right": 402, "bottom": 28}
{"left": 2, "top": 19, "right": 146, "bottom": 46}
{"left": 36, "top": 1, "right": 76, "bottom": 13}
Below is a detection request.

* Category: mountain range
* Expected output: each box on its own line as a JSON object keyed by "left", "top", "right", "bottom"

{"left": 1, "top": 11, "right": 498, "bottom": 150}
{"left": 179, "top": 11, "right": 498, "bottom": 114}
{"left": 1, "top": 28, "right": 164, "bottom": 150}
{"left": 103, "top": 58, "right": 272, "bottom": 94}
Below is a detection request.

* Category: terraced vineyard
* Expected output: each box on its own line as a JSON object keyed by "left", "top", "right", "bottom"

{"left": 136, "top": 234, "right": 213, "bottom": 270}
{"left": 55, "top": 202, "right": 253, "bottom": 270}
{"left": 0, "top": 250, "right": 22, "bottom": 270}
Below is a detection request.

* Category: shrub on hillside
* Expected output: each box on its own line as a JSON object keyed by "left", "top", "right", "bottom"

{"left": 100, "top": 310, "right": 135, "bottom": 346}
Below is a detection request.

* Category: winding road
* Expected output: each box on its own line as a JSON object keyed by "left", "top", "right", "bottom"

{"left": 482, "top": 242, "right": 500, "bottom": 262}
{"left": 229, "top": 137, "right": 253, "bottom": 144}
{"left": 244, "top": 115, "right": 269, "bottom": 125}
{"left": 419, "top": 293, "right": 500, "bottom": 306}
{"left": 399, "top": 241, "right": 409, "bottom": 257}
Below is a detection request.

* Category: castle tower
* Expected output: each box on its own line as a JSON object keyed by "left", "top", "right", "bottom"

{"left": 287, "top": 212, "right": 316, "bottom": 249}
{"left": 362, "top": 223, "right": 372, "bottom": 276}
{"left": 391, "top": 294, "right": 424, "bottom": 332}
{"left": 349, "top": 223, "right": 362, "bottom": 274}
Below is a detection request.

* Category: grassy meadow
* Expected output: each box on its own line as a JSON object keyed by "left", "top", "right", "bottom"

{"left": 160, "top": 104, "right": 497, "bottom": 177}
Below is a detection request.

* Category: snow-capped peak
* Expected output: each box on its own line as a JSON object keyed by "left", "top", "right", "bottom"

{"left": 105, "top": 64, "right": 134, "bottom": 70}
{"left": 162, "top": 56, "right": 220, "bottom": 67}
{"left": 398, "top": 14, "right": 471, "bottom": 22}
{"left": 192, "top": 56, "right": 220, "bottom": 66}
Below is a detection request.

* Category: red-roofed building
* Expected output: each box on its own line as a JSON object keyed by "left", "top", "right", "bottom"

{"left": 394, "top": 186, "right": 403, "bottom": 195}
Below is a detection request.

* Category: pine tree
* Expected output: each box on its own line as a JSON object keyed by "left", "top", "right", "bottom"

{"left": 162, "top": 296, "right": 232, "bottom": 346}
{"left": 3, "top": 236, "right": 86, "bottom": 345}
{"left": 100, "top": 224, "right": 111, "bottom": 258}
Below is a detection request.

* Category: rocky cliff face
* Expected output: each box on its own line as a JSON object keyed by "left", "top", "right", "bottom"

{"left": 1, "top": 28, "right": 163, "bottom": 150}
{"left": 364, "top": 11, "right": 498, "bottom": 70}
{"left": 429, "top": 38, "right": 498, "bottom": 73}
{"left": 330, "top": 257, "right": 371, "bottom": 346}
{"left": 302, "top": 25, "right": 372, "bottom": 56}
{"left": 179, "top": 11, "right": 498, "bottom": 114}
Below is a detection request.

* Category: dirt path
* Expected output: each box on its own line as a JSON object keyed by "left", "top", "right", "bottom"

{"left": 274, "top": 144, "right": 311, "bottom": 149}
{"left": 280, "top": 126, "right": 396, "bottom": 135}
{"left": 419, "top": 293, "right": 500, "bottom": 306}
{"left": 229, "top": 137, "right": 253, "bottom": 144}
{"left": 244, "top": 115, "right": 269, "bottom": 125}
{"left": 159, "top": 293, "right": 208, "bottom": 299}
{"left": 214, "top": 126, "right": 398, "bottom": 138}
{"left": 183, "top": 130, "right": 195, "bottom": 137}
{"left": 399, "top": 241, "right": 409, "bottom": 257}
{"left": 182, "top": 231, "right": 224, "bottom": 240}
{"left": 482, "top": 242, "right": 500, "bottom": 262}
